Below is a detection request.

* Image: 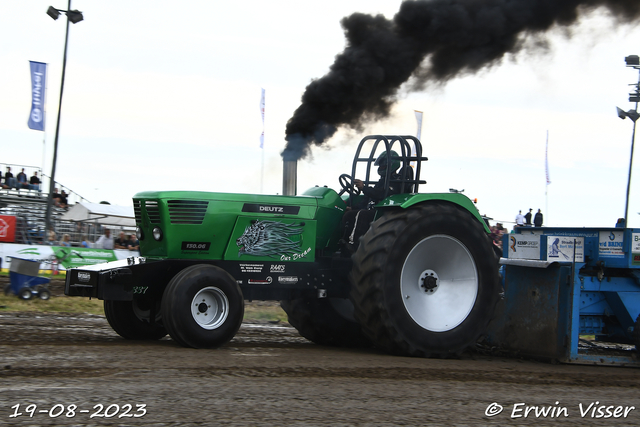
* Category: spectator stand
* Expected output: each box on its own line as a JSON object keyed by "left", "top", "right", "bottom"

{"left": 0, "top": 163, "right": 91, "bottom": 245}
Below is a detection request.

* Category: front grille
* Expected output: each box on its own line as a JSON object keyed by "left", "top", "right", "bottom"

{"left": 145, "top": 201, "right": 161, "bottom": 223}
{"left": 133, "top": 200, "right": 142, "bottom": 223}
{"left": 168, "top": 200, "right": 208, "bottom": 225}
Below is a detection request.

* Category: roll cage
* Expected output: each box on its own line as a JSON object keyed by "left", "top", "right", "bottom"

{"left": 349, "top": 135, "right": 428, "bottom": 200}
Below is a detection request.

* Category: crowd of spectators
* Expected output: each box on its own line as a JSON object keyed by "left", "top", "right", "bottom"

{"left": 51, "top": 187, "right": 68, "bottom": 208}
{"left": 1, "top": 166, "right": 41, "bottom": 191}
{"left": 490, "top": 208, "right": 546, "bottom": 249}
{"left": 2, "top": 165, "right": 73, "bottom": 212}
{"left": 45, "top": 226, "right": 139, "bottom": 250}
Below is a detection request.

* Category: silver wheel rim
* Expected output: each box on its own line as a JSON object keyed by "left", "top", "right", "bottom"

{"left": 401, "top": 235, "right": 478, "bottom": 332}
{"left": 191, "top": 287, "right": 229, "bottom": 330}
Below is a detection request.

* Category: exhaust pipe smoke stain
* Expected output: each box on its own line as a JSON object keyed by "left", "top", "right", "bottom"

{"left": 282, "top": 0, "right": 640, "bottom": 161}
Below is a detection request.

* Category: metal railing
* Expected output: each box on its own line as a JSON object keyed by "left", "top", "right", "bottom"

{"left": 1, "top": 162, "right": 90, "bottom": 206}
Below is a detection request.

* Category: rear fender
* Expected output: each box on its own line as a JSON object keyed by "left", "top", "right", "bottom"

{"left": 376, "top": 193, "right": 490, "bottom": 233}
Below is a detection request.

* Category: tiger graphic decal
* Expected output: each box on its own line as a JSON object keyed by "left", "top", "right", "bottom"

{"left": 236, "top": 220, "right": 304, "bottom": 257}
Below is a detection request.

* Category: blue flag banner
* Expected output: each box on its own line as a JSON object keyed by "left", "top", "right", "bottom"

{"left": 28, "top": 61, "right": 47, "bottom": 131}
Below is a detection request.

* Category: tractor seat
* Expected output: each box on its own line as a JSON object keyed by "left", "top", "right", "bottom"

{"left": 396, "top": 165, "right": 415, "bottom": 193}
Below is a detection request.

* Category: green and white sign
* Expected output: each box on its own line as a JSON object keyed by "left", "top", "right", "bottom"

{"left": 0, "top": 243, "right": 138, "bottom": 271}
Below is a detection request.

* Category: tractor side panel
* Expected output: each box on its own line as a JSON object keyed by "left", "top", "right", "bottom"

{"left": 224, "top": 217, "right": 317, "bottom": 262}
{"left": 133, "top": 191, "right": 319, "bottom": 260}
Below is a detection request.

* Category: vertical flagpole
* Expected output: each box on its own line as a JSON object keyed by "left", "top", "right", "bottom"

{"left": 413, "top": 110, "right": 423, "bottom": 169}
{"left": 45, "top": 0, "right": 73, "bottom": 231}
{"left": 545, "top": 130, "right": 550, "bottom": 224}
{"left": 260, "top": 88, "right": 265, "bottom": 193}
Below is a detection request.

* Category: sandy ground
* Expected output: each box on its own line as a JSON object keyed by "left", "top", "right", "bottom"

{"left": 0, "top": 281, "right": 639, "bottom": 426}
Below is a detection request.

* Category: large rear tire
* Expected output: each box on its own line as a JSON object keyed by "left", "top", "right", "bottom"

{"left": 349, "top": 202, "right": 500, "bottom": 358}
{"left": 104, "top": 299, "right": 167, "bottom": 340}
{"left": 281, "top": 297, "right": 372, "bottom": 347}
{"left": 161, "top": 264, "right": 244, "bottom": 349}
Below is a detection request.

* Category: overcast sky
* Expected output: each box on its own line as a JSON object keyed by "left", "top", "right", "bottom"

{"left": 2, "top": 1, "right": 640, "bottom": 228}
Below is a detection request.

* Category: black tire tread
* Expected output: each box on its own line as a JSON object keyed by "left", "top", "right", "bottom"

{"left": 161, "top": 264, "right": 244, "bottom": 349}
{"left": 103, "top": 299, "right": 167, "bottom": 340}
{"left": 281, "top": 298, "right": 371, "bottom": 348}
{"left": 349, "top": 202, "right": 500, "bottom": 358}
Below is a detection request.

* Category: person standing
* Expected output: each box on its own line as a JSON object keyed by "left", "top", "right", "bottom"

{"left": 524, "top": 209, "right": 532, "bottom": 226}
{"left": 47, "top": 227, "right": 56, "bottom": 245}
{"left": 95, "top": 229, "right": 114, "bottom": 249}
{"left": 114, "top": 231, "right": 131, "bottom": 249}
{"left": 534, "top": 209, "right": 543, "bottom": 227}
{"left": 127, "top": 233, "right": 140, "bottom": 251}
{"left": 515, "top": 210, "right": 525, "bottom": 227}
{"left": 60, "top": 234, "right": 71, "bottom": 247}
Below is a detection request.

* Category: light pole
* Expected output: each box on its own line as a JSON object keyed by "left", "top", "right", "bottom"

{"left": 44, "top": 2, "right": 83, "bottom": 231}
{"left": 616, "top": 55, "right": 640, "bottom": 228}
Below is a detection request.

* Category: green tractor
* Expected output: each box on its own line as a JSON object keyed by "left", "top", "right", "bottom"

{"left": 65, "top": 135, "right": 500, "bottom": 357}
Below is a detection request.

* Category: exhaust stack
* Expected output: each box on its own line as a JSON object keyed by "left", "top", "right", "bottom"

{"left": 282, "top": 160, "right": 297, "bottom": 196}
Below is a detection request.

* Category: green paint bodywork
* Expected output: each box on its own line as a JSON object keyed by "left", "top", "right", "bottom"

{"left": 134, "top": 187, "right": 346, "bottom": 261}
{"left": 376, "top": 192, "right": 490, "bottom": 233}
{"left": 133, "top": 187, "right": 486, "bottom": 262}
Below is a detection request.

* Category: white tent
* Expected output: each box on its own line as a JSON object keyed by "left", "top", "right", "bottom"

{"left": 61, "top": 201, "right": 136, "bottom": 227}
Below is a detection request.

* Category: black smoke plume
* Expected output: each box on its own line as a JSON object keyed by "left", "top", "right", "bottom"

{"left": 282, "top": 0, "right": 640, "bottom": 161}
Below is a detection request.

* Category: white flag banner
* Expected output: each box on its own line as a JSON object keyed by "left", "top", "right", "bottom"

{"left": 260, "top": 88, "right": 265, "bottom": 149}
{"left": 414, "top": 110, "right": 423, "bottom": 141}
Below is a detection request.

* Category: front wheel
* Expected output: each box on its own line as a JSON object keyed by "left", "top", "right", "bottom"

{"left": 350, "top": 202, "right": 500, "bottom": 357}
{"left": 161, "top": 264, "right": 244, "bottom": 349}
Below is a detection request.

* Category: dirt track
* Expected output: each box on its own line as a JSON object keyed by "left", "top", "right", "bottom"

{"left": 1, "top": 309, "right": 639, "bottom": 427}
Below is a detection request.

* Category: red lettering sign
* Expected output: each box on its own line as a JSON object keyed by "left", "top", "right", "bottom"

{"left": 0, "top": 215, "right": 16, "bottom": 242}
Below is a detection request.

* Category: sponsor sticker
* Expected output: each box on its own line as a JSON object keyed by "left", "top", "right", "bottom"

{"left": 547, "top": 236, "right": 584, "bottom": 262}
{"left": 599, "top": 231, "right": 624, "bottom": 258}
{"left": 240, "top": 264, "right": 264, "bottom": 273}
{"left": 248, "top": 277, "right": 272, "bottom": 285}
{"left": 508, "top": 235, "right": 541, "bottom": 260}
{"left": 181, "top": 241, "right": 211, "bottom": 251}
